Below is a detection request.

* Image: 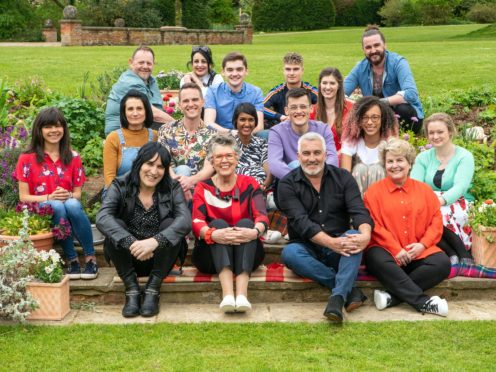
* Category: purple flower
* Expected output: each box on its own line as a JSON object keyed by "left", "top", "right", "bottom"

{"left": 425, "top": 144, "right": 433, "bottom": 149}
{"left": 410, "top": 116, "right": 419, "bottom": 123}
{"left": 403, "top": 134, "right": 410, "bottom": 141}
{"left": 52, "top": 218, "right": 72, "bottom": 240}
{"left": 418, "top": 146, "right": 426, "bottom": 152}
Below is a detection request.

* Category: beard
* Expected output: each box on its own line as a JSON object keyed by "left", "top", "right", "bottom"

{"left": 301, "top": 162, "right": 325, "bottom": 176}
{"left": 367, "top": 51, "right": 385, "bottom": 66}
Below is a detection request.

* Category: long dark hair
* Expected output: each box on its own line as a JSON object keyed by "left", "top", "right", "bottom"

{"left": 233, "top": 102, "right": 258, "bottom": 130}
{"left": 126, "top": 142, "right": 172, "bottom": 196}
{"left": 119, "top": 89, "right": 154, "bottom": 129}
{"left": 187, "top": 45, "right": 216, "bottom": 85}
{"left": 315, "top": 67, "right": 345, "bottom": 136}
{"left": 26, "top": 107, "right": 73, "bottom": 165}
{"left": 341, "top": 96, "right": 398, "bottom": 145}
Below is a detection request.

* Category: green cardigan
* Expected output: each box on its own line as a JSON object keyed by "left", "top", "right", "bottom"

{"left": 411, "top": 146, "right": 475, "bottom": 205}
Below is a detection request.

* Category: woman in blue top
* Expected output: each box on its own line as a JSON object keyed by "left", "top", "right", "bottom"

{"left": 411, "top": 113, "right": 474, "bottom": 263}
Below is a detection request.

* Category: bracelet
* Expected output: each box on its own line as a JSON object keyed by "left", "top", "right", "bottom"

{"left": 254, "top": 226, "right": 263, "bottom": 238}
{"left": 204, "top": 227, "right": 217, "bottom": 245}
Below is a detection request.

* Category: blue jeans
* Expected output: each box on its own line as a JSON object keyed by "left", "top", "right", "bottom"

{"left": 281, "top": 230, "right": 361, "bottom": 299}
{"left": 44, "top": 199, "right": 95, "bottom": 261}
{"left": 255, "top": 129, "right": 270, "bottom": 141}
{"left": 174, "top": 165, "right": 192, "bottom": 177}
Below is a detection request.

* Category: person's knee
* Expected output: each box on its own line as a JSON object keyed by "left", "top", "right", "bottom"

{"left": 364, "top": 246, "right": 386, "bottom": 267}
{"left": 47, "top": 200, "right": 67, "bottom": 216}
{"left": 64, "top": 198, "right": 83, "bottom": 213}
{"left": 209, "top": 219, "right": 229, "bottom": 229}
{"left": 174, "top": 165, "right": 192, "bottom": 177}
{"left": 436, "top": 253, "right": 452, "bottom": 277}
{"left": 281, "top": 243, "right": 302, "bottom": 266}
{"left": 236, "top": 218, "right": 254, "bottom": 229}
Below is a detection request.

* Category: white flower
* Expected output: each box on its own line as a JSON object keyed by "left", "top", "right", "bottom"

{"left": 44, "top": 266, "right": 54, "bottom": 274}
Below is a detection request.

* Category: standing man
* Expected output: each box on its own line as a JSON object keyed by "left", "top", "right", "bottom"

{"left": 264, "top": 52, "right": 317, "bottom": 128}
{"left": 278, "top": 132, "right": 373, "bottom": 323}
{"left": 344, "top": 25, "right": 424, "bottom": 133}
{"left": 158, "top": 82, "right": 215, "bottom": 200}
{"left": 105, "top": 45, "right": 173, "bottom": 135}
{"left": 204, "top": 52, "right": 264, "bottom": 133}
{"left": 268, "top": 88, "right": 338, "bottom": 181}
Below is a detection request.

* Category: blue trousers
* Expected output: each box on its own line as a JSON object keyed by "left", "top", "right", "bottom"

{"left": 281, "top": 230, "right": 361, "bottom": 299}
{"left": 43, "top": 199, "right": 95, "bottom": 261}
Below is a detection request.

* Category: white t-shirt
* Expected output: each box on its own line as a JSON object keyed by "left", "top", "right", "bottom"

{"left": 341, "top": 138, "right": 382, "bottom": 165}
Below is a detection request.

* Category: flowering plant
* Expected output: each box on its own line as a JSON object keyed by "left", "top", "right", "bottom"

{"left": 156, "top": 69, "right": 184, "bottom": 90}
{"left": 32, "top": 249, "right": 64, "bottom": 284}
{"left": 0, "top": 202, "right": 71, "bottom": 239}
{"left": 162, "top": 94, "right": 182, "bottom": 120}
{"left": 469, "top": 199, "right": 496, "bottom": 234}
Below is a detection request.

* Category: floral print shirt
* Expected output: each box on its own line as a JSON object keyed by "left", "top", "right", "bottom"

{"left": 158, "top": 120, "right": 215, "bottom": 175}
{"left": 15, "top": 151, "right": 86, "bottom": 195}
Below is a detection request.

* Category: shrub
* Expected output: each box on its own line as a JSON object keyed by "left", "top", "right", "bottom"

{"left": 416, "top": 0, "right": 455, "bottom": 25}
{"left": 253, "top": 0, "right": 335, "bottom": 32}
{"left": 182, "top": 0, "right": 211, "bottom": 29}
{"left": 466, "top": 3, "right": 496, "bottom": 23}
{"left": 90, "top": 66, "right": 127, "bottom": 105}
{"left": 378, "top": 0, "right": 405, "bottom": 27}
{"left": 333, "top": 0, "right": 383, "bottom": 27}
{"left": 209, "top": 0, "right": 237, "bottom": 25}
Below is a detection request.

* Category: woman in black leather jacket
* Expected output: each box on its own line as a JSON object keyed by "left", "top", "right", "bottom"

{"left": 97, "top": 142, "right": 191, "bottom": 318}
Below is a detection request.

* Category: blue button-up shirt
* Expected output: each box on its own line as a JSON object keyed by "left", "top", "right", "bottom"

{"left": 204, "top": 82, "right": 264, "bottom": 129}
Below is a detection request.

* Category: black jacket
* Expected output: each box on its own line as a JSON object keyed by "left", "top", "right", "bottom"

{"left": 96, "top": 175, "right": 192, "bottom": 248}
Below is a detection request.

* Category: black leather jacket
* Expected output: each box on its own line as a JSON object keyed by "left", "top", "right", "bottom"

{"left": 96, "top": 175, "right": 192, "bottom": 248}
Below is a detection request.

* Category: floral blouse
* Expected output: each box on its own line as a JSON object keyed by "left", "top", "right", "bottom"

{"left": 158, "top": 120, "right": 215, "bottom": 175}
{"left": 15, "top": 151, "right": 85, "bottom": 195}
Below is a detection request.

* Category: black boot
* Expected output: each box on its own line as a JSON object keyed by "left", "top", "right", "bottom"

{"left": 122, "top": 273, "right": 141, "bottom": 318}
{"left": 345, "top": 287, "right": 367, "bottom": 313}
{"left": 323, "top": 295, "right": 344, "bottom": 323}
{"left": 140, "top": 274, "right": 162, "bottom": 317}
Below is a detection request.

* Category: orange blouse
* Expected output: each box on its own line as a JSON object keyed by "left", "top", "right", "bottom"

{"left": 363, "top": 177, "right": 443, "bottom": 263}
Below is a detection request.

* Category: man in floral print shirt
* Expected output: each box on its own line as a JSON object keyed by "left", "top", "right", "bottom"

{"left": 158, "top": 83, "right": 216, "bottom": 200}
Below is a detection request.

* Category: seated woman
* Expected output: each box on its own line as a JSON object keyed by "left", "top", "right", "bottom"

{"left": 363, "top": 138, "right": 451, "bottom": 316}
{"left": 103, "top": 89, "right": 158, "bottom": 192}
{"left": 341, "top": 96, "right": 398, "bottom": 195}
{"left": 15, "top": 107, "right": 98, "bottom": 279}
{"left": 192, "top": 134, "right": 269, "bottom": 313}
{"left": 180, "top": 45, "right": 223, "bottom": 97}
{"left": 97, "top": 142, "right": 191, "bottom": 318}
{"left": 411, "top": 113, "right": 475, "bottom": 264}
{"left": 309, "top": 67, "right": 354, "bottom": 153}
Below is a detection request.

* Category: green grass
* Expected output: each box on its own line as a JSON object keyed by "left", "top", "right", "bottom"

{"left": 0, "top": 24, "right": 494, "bottom": 98}
{"left": 1, "top": 321, "right": 495, "bottom": 370}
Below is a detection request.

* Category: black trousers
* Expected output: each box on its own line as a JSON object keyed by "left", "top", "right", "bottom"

{"left": 192, "top": 218, "right": 265, "bottom": 276}
{"left": 105, "top": 218, "right": 184, "bottom": 280}
{"left": 392, "top": 103, "right": 423, "bottom": 134}
{"left": 437, "top": 226, "right": 473, "bottom": 260}
{"left": 365, "top": 247, "right": 451, "bottom": 310}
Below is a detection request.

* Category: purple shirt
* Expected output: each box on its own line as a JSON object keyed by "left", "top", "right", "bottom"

{"left": 268, "top": 120, "right": 338, "bottom": 179}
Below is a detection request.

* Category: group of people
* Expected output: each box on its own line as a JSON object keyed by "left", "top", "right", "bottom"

{"left": 14, "top": 25, "right": 477, "bottom": 322}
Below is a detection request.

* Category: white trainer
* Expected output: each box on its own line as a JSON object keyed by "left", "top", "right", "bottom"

{"left": 374, "top": 290, "right": 392, "bottom": 310}
{"left": 420, "top": 296, "right": 448, "bottom": 317}
{"left": 262, "top": 230, "right": 282, "bottom": 244}
{"left": 235, "top": 295, "right": 252, "bottom": 312}
{"left": 219, "top": 295, "right": 235, "bottom": 313}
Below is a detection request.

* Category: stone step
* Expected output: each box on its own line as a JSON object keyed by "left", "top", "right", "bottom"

{"left": 69, "top": 267, "right": 496, "bottom": 306}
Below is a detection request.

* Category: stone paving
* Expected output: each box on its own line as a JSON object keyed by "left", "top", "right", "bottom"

{"left": 4, "top": 300, "right": 495, "bottom": 326}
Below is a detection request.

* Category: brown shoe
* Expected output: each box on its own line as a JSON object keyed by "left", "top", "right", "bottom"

{"left": 345, "top": 287, "right": 367, "bottom": 312}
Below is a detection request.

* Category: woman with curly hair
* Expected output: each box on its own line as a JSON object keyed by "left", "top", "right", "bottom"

{"left": 341, "top": 96, "right": 398, "bottom": 195}
{"left": 310, "top": 67, "right": 354, "bottom": 152}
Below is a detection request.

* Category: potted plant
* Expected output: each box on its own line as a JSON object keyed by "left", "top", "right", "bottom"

{"left": 469, "top": 199, "right": 496, "bottom": 268}
{"left": 0, "top": 208, "right": 69, "bottom": 322}
{"left": 0, "top": 202, "right": 71, "bottom": 251}
{"left": 156, "top": 69, "right": 184, "bottom": 98}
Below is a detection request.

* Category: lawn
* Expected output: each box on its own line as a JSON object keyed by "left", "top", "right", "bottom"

{"left": 1, "top": 321, "right": 495, "bottom": 370}
{"left": 0, "top": 24, "right": 495, "bottom": 98}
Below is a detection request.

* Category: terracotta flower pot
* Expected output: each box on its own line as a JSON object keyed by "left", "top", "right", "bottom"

{"left": 0, "top": 232, "right": 54, "bottom": 252}
{"left": 472, "top": 226, "right": 496, "bottom": 268}
{"left": 27, "top": 275, "right": 70, "bottom": 321}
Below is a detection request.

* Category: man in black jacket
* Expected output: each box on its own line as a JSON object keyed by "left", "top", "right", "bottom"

{"left": 278, "top": 132, "right": 373, "bottom": 323}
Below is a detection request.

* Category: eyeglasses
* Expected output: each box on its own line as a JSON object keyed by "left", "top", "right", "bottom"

{"left": 288, "top": 104, "right": 310, "bottom": 111}
{"left": 192, "top": 46, "right": 211, "bottom": 55}
{"left": 361, "top": 115, "right": 381, "bottom": 123}
{"left": 213, "top": 153, "right": 237, "bottom": 162}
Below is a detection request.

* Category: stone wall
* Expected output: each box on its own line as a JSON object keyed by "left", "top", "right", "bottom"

{"left": 60, "top": 20, "right": 252, "bottom": 46}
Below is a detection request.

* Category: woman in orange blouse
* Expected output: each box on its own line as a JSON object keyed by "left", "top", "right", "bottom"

{"left": 363, "top": 138, "right": 451, "bottom": 317}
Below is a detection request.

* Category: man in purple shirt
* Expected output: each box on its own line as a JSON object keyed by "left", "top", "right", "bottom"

{"left": 268, "top": 87, "right": 338, "bottom": 180}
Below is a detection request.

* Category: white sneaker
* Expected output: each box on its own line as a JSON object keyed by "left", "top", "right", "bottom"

{"left": 266, "top": 192, "right": 276, "bottom": 210}
{"left": 262, "top": 230, "right": 282, "bottom": 244}
{"left": 420, "top": 296, "right": 448, "bottom": 317}
{"left": 374, "top": 290, "right": 392, "bottom": 310}
{"left": 235, "top": 295, "right": 252, "bottom": 312}
{"left": 219, "top": 295, "right": 235, "bottom": 313}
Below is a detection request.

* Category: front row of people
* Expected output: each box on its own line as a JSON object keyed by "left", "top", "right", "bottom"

{"left": 17, "top": 106, "right": 461, "bottom": 321}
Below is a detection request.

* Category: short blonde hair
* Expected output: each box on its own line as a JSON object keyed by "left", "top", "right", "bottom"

{"left": 283, "top": 52, "right": 303, "bottom": 66}
{"left": 423, "top": 112, "right": 457, "bottom": 138}
{"left": 379, "top": 138, "right": 416, "bottom": 167}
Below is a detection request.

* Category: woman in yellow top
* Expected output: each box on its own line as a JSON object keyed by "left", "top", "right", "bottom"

{"left": 103, "top": 90, "right": 158, "bottom": 191}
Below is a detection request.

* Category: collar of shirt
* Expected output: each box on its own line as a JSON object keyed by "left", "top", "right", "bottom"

{"left": 385, "top": 176, "right": 413, "bottom": 193}
{"left": 293, "top": 165, "right": 329, "bottom": 188}
{"left": 223, "top": 82, "right": 247, "bottom": 97}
